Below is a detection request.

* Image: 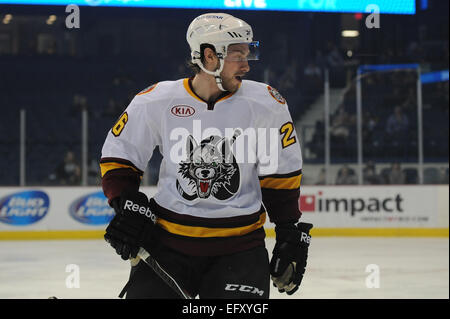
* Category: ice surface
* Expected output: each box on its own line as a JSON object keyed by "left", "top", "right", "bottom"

{"left": 0, "top": 237, "right": 448, "bottom": 299}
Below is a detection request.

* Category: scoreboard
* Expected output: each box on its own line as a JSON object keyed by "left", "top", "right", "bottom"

{"left": 0, "top": 0, "right": 416, "bottom": 14}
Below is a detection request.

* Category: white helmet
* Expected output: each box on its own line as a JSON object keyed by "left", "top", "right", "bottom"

{"left": 186, "top": 13, "right": 259, "bottom": 91}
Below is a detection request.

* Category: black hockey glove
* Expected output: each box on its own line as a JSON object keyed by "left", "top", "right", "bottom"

{"left": 270, "top": 222, "right": 313, "bottom": 295}
{"left": 104, "top": 190, "right": 156, "bottom": 260}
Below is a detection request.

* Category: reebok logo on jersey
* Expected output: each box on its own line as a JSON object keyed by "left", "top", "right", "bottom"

{"left": 123, "top": 200, "right": 156, "bottom": 224}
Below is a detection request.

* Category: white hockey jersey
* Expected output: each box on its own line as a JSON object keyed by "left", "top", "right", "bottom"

{"left": 100, "top": 78, "right": 303, "bottom": 256}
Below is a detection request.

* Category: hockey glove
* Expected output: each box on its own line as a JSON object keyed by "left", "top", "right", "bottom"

{"left": 270, "top": 222, "right": 313, "bottom": 295}
{"left": 104, "top": 190, "right": 156, "bottom": 260}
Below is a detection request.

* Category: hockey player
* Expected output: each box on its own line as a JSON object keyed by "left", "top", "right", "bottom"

{"left": 100, "top": 13, "right": 312, "bottom": 299}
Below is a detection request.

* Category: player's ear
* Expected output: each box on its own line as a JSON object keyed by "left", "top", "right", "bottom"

{"left": 203, "top": 47, "right": 216, "bottom": 61}
{"left": 186, "top": 135, "right": 198, "bottom": 161}
{"left": 203, "top": 47, "right": 218, "bottom": 71}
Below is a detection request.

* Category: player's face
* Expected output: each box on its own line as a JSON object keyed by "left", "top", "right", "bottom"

{"left": 220, "top": 44, "right": 251, "bottom": 93}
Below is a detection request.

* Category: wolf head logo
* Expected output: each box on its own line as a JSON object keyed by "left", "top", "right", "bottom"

{"left": 176, "top": 132, "right": 241, "bottom": 201}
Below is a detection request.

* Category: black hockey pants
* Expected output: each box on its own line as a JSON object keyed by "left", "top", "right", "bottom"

{"left": 123, "top": 243, "right": 270, "bottom": 299}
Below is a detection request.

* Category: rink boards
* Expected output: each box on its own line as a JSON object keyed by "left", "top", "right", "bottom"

{"left": 0, "top": 185, "right": 448, "bottom": 239}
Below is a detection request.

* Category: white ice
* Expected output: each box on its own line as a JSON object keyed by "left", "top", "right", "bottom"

{"left": 0, "top": 237, "right": 448, "bottom": 299}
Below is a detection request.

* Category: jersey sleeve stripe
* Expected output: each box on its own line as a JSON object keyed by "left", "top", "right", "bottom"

{"left": 99, "top": 158, "right": 143, "bottom": 178}
{"left": 258, "top": 169, "right": 302, "bottom": 180}
{"left": 259, "top": 173, "right": 302, "bottom": 190}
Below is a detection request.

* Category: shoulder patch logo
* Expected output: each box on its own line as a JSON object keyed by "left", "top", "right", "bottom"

{"left": 137, "top": 83, "right": 157, "bottom": 96}
{"left": 267, "top": 85, "right": 286, "bottom": 104}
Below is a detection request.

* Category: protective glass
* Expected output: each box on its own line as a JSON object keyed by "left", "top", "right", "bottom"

{"left": 225, "top": 41, "right": 260, "bottom": 62}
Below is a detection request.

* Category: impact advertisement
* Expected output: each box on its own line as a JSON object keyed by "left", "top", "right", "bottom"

{"left": 299, "top": 186, "right": 446, "bottom": 228}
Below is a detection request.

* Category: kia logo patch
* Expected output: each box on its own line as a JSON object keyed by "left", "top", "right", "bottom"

{"left": 171, "top": 105, "right": 195, "bottom": 117}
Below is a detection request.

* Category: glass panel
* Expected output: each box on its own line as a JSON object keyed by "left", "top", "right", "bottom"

{"left": 422, "top": 79, "right": 449, "bottom": 184}
{"left": 27, "top": 104, "right": 82, "bottom": 186}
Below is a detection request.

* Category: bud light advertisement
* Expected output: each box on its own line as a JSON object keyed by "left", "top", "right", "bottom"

{"left": 69, "top": 191, "right": 114, "bottom": 225}
{"left": 0, "top": 191, "right": 50, "bottom": 225}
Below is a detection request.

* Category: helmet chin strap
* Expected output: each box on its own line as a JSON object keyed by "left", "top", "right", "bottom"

{"left": 194, "top": 54, "right": 227, "bottom": 92}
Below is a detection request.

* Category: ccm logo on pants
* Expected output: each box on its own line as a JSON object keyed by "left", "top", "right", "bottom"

{"left": 225, "top": 284, "right": 264, "bottom": 296}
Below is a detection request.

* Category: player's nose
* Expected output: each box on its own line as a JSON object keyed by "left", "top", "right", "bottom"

{"left": 241, "top": 61, "right": 250, "bottom": 73}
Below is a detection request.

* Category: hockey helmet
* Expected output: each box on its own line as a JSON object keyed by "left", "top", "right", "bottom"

{"left": 186, "top": 13, "right": 259, "bottom": 90}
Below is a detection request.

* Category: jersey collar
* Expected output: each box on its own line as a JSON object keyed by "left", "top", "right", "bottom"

{"left": 183, "top": 77, "right": 237, "bottom": 110}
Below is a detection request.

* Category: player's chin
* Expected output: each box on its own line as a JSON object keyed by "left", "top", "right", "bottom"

{"left": 224, "top": 77, "right": 242, "bottom": 92}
